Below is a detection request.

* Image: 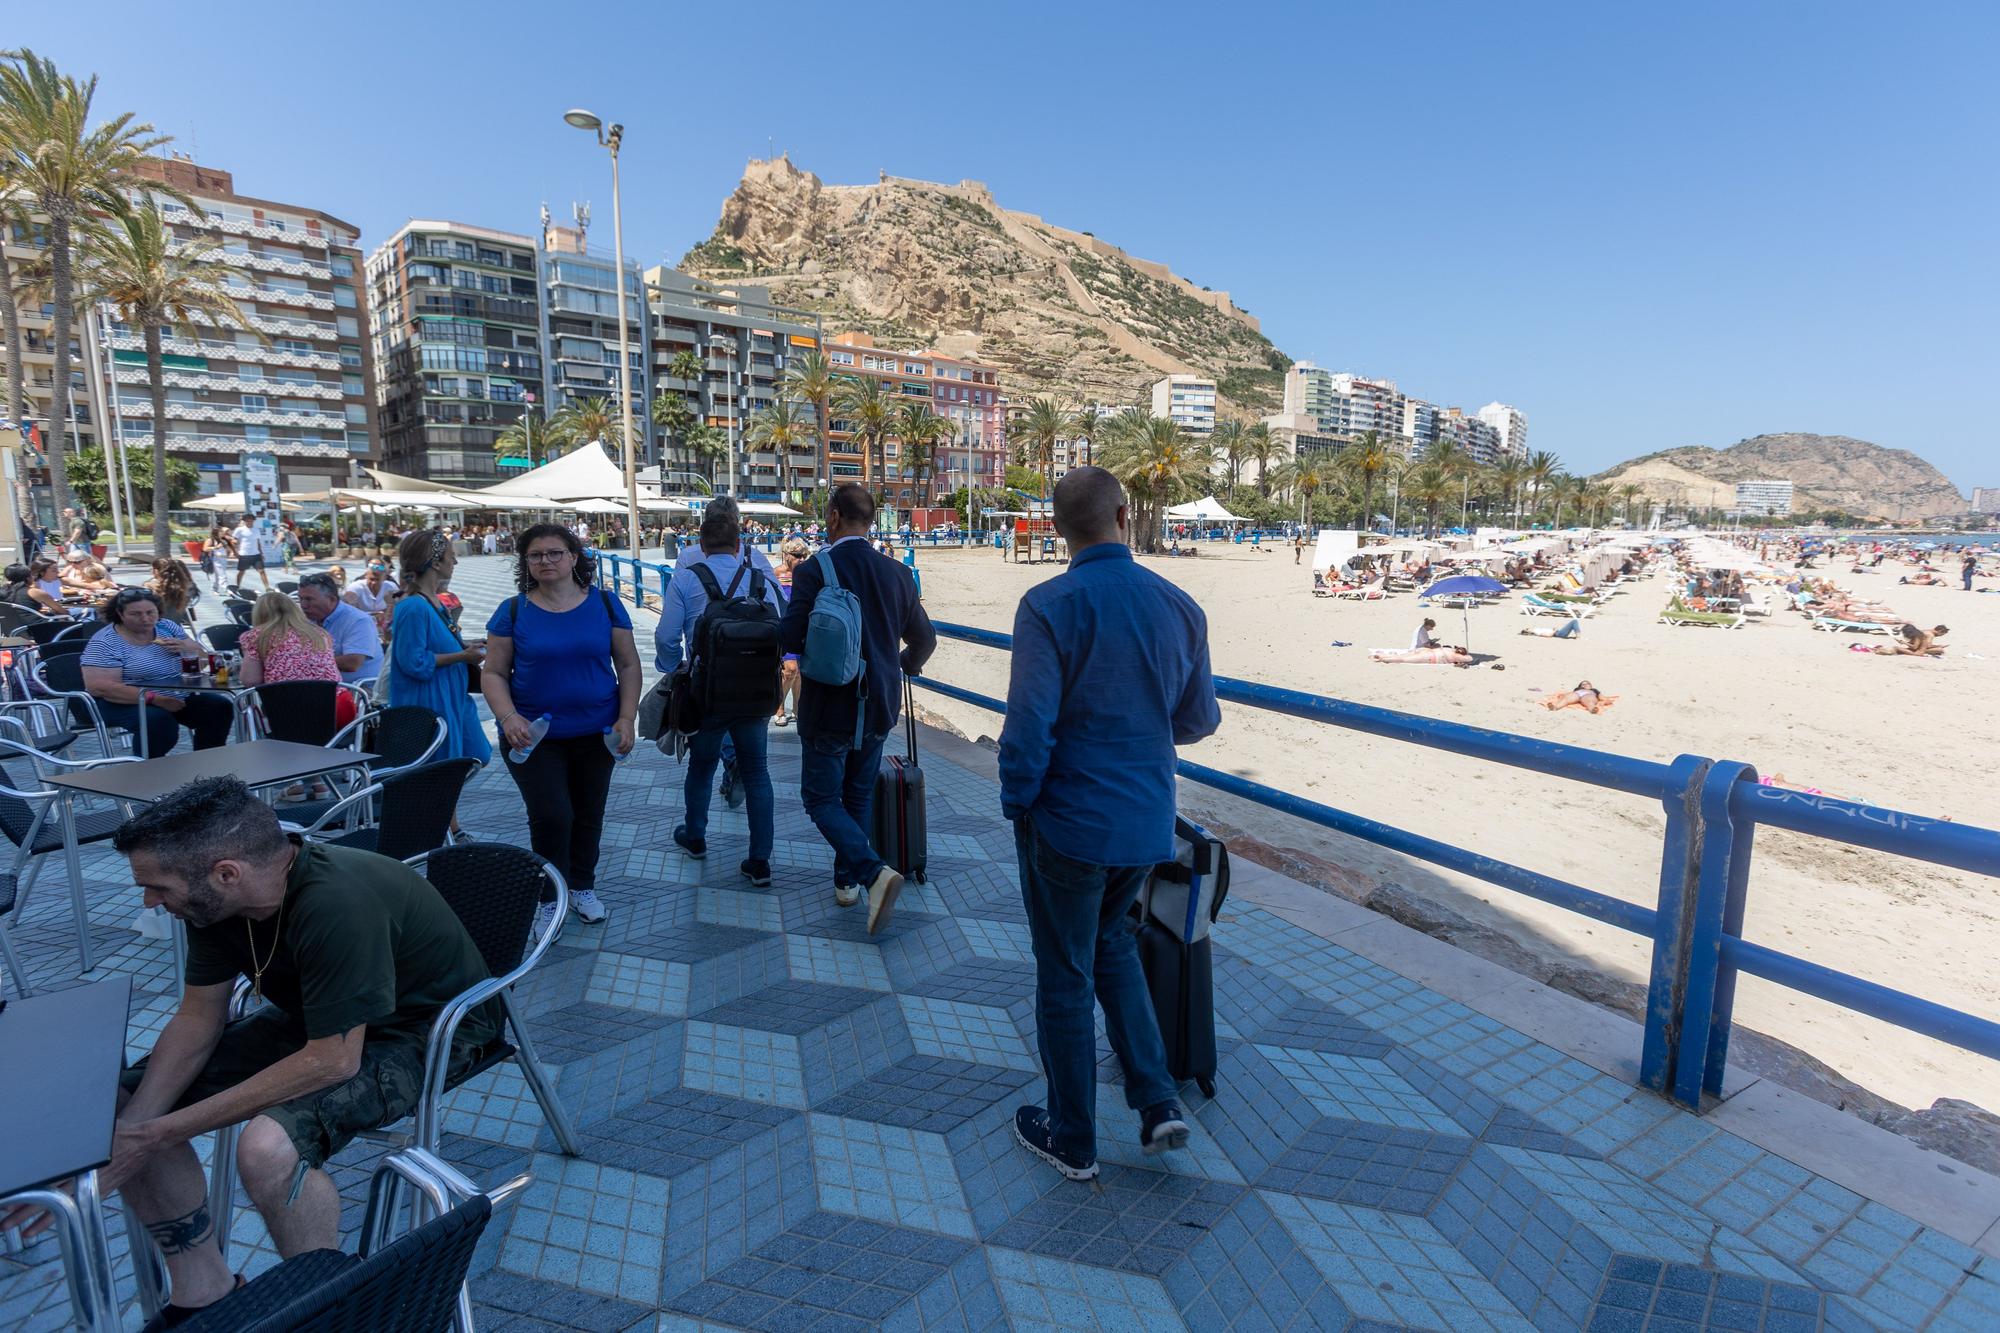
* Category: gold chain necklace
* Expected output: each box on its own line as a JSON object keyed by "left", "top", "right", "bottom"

{"left": 245, "top": 896, "right": 285, "bottom": 1001}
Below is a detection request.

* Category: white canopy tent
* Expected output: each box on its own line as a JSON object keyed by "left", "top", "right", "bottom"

{"left": 566, "top": 498, "right": 629, "bottom": 515}
{"left": 474, "top": 441, "right": 631, "bottom": 503}
{"left": 188, "top": 490, "right": 310, "bottom": 513}
{"left": 1165, "top": 495, "right": 1245, "bottom": 523}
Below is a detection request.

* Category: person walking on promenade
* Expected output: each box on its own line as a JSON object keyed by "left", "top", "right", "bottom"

{"left": 999, "top": 466, "right": 1221, "bottom": 1180}
{"left": 387, "top": 529, "right": 490, "bottom": 767}
{"left": 483, "top": 523, "right": 640, "bottom": 942}
{"left": 231, "top": 513, "right": 273, "bottom": 592}
{"left": 655, "top": 498, "right": 784, "bottom": 888}
{"left": 778, "top": 483, "right": 936, "bottom": 931}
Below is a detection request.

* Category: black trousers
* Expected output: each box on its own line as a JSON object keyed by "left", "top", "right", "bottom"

{"left": 100, "top": 693, "right": 235, "bottom": 756}
{"left": 501, "top": 731, "right": 617, "bottom": 903}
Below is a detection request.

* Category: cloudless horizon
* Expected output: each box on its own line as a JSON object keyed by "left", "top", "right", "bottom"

{"left": 13, "top": 1, "right": 1997, "bottom": 488}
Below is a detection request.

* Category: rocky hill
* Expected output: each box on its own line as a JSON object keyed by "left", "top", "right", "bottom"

{"left": 1593, "top": 434, "right": 1966, "bottom": 519}
{"left": 681, "top": 157, "right": 1293, "bottom": 415}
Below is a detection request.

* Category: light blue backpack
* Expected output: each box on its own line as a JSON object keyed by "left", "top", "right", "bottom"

{"left": 802, "top": 549, "right": 865, "bottom": 688}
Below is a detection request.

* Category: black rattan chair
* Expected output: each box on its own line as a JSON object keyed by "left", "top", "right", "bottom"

{"left": 277, "top": 706, "right": 444, "bottom": 828}
{"left": 0, "top": 748, "right": 139, "bottom": 986}
{"left": 14, "top": 619, "right": 76, "bottom": 647}
{"left": 34, "top": 652, "right": 126, "bottom": 756}
{"left": 245, "top": 681, "right": 344, "bottom": 746}
{"left": 179, "top": 1191, "right": 492, "bottom": 1333}
{"left": 0, "top": 603, "right": 46, "bottom": 633}
{"left": 276, "top": 580, "right": 299, "bottom": 595}
{"left": 300, "top": 758, "right": 479, "bottom": 861}
{"left": 201, "top": 622, "right": 248, "bottom": 655}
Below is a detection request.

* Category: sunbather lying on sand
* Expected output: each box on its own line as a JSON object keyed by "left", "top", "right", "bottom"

{"left": 1540, "top": 680, "right": 1616, "bottom": 713}
{"left": 1370, "top": 646, "right": 1475, "bottom": 666}
{"left": 1520, "top": 617, "right": 1581, "bottom": 639}
{"left": 1871, "top": 623, "right": 1948, "bottom": 657}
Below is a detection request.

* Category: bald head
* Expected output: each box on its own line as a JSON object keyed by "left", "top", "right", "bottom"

{"left": 1052, "top": 466, "right": 1127, "bottom": 549}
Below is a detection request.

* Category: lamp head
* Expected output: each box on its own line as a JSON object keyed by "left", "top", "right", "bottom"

{"left": 563, "top": 108, "right": 603, "bottom": 131}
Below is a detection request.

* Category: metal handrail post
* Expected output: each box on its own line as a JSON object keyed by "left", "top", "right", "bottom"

{"left": 1697, "top": 764, "right": 1760, "bottom": 1100}
{"left": 1639, "top": 754, "right": 1711, "bottom": 1103}
{"left": 1665, "top": 761, "right": 1760, "bottom": 1108}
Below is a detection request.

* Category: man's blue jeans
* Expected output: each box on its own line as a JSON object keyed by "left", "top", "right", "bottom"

{"left": 1014, "top": 814, "right": 1176, "bottom": 1160}
{"left": 684, "top": 717, "right": 774, "bottom": 860}
{"left": 799, "top": 731, "right": 887, "bottom": 888}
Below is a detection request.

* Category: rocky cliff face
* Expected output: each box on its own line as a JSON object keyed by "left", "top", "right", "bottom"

{"left": 1594, "top": 433, "right": 1966, "bottom": 519}
{"left": 682, "top": 157, "right": 1293, "bottom": 414}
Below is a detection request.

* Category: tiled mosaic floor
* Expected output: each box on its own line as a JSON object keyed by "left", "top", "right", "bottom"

{"left": 2, "top": 557, "right": 1996, "bottom": 1330}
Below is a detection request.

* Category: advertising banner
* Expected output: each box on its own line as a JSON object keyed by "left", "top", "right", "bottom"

{"left": 241, "top": 451, "right": 282, "bottom": 555}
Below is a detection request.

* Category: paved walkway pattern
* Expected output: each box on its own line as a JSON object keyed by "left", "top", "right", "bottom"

{"left": 1, "top": 557, "right": 1995, "bottom": 1330}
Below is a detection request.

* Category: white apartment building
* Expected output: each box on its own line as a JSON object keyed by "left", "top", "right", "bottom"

{"left": 1437, "top": 407, "right": 1503, "bottom": 465}
{"left": 1051, "top": 405, "right": 1138, "bottom": 482}
{"left": 1151, "top": 374, "right": 1216, "bottom": 434}
{"left": 1477, "top": 402, "right": 1528, "bottom": 460}
{"left": 1971, "top": 487, "right": 1999, "bottom": 514}
{"left": 1732, "top": 479, "right": 1795, "bottom": 517}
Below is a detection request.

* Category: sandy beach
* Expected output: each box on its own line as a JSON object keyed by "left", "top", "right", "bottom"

{"left": 905, "top": 539, "right": 2000, "bottom": 1114}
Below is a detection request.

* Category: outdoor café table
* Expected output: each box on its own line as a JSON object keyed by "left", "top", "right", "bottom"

{"left": 125, "top": 672, "right": 260, "bottom": 759}
{"left": 0, "top": 974, "right": 130, "bottom": 1331}
{"left": 43, "top": 741, "right": 375, "bottom": 975}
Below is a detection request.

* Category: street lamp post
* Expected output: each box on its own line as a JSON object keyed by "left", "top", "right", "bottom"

{"left": 563, "top": 109, "right": 640, "bottom": 560}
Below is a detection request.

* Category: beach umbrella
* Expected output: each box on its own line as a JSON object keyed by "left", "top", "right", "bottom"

{"left": 1419, "top": 573, "right": 1508, "bottom": 654}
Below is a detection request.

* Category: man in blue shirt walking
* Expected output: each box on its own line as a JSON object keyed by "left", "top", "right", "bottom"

{"left": 999, "top": 466, "right": 1221, "bottom": 1180}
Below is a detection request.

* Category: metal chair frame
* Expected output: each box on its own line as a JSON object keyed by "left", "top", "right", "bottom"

{"left": 0, "top": 738, "right": 141, "bottom": 989}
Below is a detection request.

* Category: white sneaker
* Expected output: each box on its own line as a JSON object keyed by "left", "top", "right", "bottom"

{"left": 865, "top": 865, "right": 905, "bottom": 935}
{"left": 834, "top": 883, "right": 860, "bottom": 908}
{"left": 570, "top": 889, "right": 608, "bottom": 924}
{"left": 530, "top": 902, "right": 559, "bottom": 946}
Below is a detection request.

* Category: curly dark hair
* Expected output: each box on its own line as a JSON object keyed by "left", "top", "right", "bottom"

{"left": 512, "top": 523, "right": 596, "bottom": 593}
{"left": 102, "top": 586, "right": 164, "bottom": 626}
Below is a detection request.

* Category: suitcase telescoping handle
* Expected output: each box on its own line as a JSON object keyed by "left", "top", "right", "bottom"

{"left": 902, "top": 674, "right": 919, "bottom": 765}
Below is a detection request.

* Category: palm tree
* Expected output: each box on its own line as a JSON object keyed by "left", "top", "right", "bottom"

{"left": 833, "top": 375, "right": 894, "bottom": 502}
{"left": 1096, "top": 411, "right": 1211, "bottom": 552}
{"left": 1210, "top": 419, "right": 1246, "bottom": 496}
{"left": 1618, "top": 482, "right": 1644, "bottom": 527}
{"left": 782, "top": 348, "right": 836, "bottom": 493}
{"left": 0, "top": 50, "right": 191, "bottom": 517}
{"left": 492, "top": 418, "right": 539, "bottom": 467}
{"left": 649, "top": 388, "right": 696, "bottom": 472}
{"left": 681, "top": 421, "right": 727, "bottom": 488}
{"left": 0, "top": 193, "right": 28, "bottom": 435}
{"left": 1425, "top": 439, "right": 1477, "bottom": 529}
{"left": 746, "top": 396, "right": 806, "bottom": 493}
{"left": 891, "top": 402, "right": 950, "bottom": 504}
{"left": 1241, "top": 421, "right": 1281, "bottom": 497}
{"left": 545, "top": 397, "right": 617, "bottom": 458}
{"left": 1063, "top": 403, "right": 1104, "bottom": 469}
{"left": 1012, "top": 395, "right": 1063, "bottom": 496}
{"left": 1339, "top": 432, "right": 1393, "bottom": 533}
{"left": 73, "top": 198, "right": 251, "bottom": 554}
{"left": 1405, "top": 463, "right": 1453, "bottom": 537}
{"left": 1525, "top": 449, "right": 1560, "bottom": 523}
{"left": 1491, "top": 456, "right": 1528, "bottom": 525}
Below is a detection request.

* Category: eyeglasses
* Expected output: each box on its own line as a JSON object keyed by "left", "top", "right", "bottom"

{"left": 526, "top": 549, "right": 572, "bottom": 563}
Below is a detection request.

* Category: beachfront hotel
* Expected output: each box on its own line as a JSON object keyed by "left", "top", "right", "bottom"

{"left": 83, "top": 155, "right": 379, "bottom": 498}
{"left": 644, "top": 267, "right": 823, "bottom": 500}
{"left": 1151, "top": 372, "right": 1217, "bottom": 435}
{"left": 1479, "top": 400, "right": 1529, "bottom": 460}
{"left": 538, "top": 214, "right": 651, "bottom": 462}
{"left": 1733, "top": 478, "right": 1796, "bottom": 516}
{"left": 824, "top": 332, "right": 1005, "bottom": 509}
{"left": 365, "top": 221, "right": 544, "bottom": 487}
{"left": 1283, "top": 360, "right": 1518, "bottom": 463}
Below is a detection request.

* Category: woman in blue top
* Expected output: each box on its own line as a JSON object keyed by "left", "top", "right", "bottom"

{"left": 387, "top": 529, "right": 491, "bottom": 769}
{"left": 480, "top": 523, "right": 639, "bottom": 941}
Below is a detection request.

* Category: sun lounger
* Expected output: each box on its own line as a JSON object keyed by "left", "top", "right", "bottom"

{"left": 1522, "top": 593, "right": 1591, "bottom": 617}
{"left": 1810, "top": 615, "right": 1894, "bottom": 634}
{"left": 1659, "top": 606, "right": 1745, "bottom": 628}
{"left": 1336, "top": 587, "right": 1388, "bottom": 601}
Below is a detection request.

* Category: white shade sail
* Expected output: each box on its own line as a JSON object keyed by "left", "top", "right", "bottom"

{"left": 1164, "top": 495, "right": 1244, "bottom": 522}
{"left": 474, "top": 441, "right": 631, "bottom": 502}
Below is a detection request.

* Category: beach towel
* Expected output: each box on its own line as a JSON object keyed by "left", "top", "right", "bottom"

{"left": 1369, "top": 647, "right": 1463, "bottom": 664}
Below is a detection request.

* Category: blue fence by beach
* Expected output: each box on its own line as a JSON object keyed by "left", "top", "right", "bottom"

{"left": 915, "top": 620, "right": 2000, "bottom": 1112}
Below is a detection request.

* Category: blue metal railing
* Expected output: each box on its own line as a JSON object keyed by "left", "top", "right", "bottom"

{"left": 916, "top": 620, "right": 2000, "bottom": 1112}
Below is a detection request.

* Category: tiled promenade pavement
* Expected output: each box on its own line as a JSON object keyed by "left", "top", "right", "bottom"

{"left": 3, "top": 557, "right": 1996, "bottom": 1329}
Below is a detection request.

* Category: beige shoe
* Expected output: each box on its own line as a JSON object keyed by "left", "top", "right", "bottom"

{"left": 865, "top": 864, "right": 905, "bottom": 935}
{"left": 834, "top": 883, "right": 860, "bottom": 908}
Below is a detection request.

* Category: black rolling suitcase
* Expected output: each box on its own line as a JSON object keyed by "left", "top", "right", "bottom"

{"left": 1134, "top": 817, "right": 1230, "bottom": 1097}
{"left": 872, "top": 678, "right": 928, "bottom": 883}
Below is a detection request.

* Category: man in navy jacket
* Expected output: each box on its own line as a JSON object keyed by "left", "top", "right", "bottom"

{"left": 778, "top": 484, "right": 936, "bottom": 932}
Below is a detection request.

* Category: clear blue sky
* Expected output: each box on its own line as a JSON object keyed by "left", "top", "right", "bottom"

{"left": 15, "top": 1, "right": 1998, "bottom": 487}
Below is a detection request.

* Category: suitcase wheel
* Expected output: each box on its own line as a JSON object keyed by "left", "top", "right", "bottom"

{"left": 913, "top": 868, "right": 926, "bottom": 884}
{"left": 1196, "top": 1075, "right": 1216, "bottom": 1099}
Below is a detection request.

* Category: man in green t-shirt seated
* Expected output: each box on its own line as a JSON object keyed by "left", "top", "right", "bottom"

{"left": 98, "top": 777, "right": 496, "bottom": 1329}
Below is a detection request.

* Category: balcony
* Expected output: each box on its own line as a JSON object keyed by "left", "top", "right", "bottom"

{"left": 184, "top": 246, "right": 332, "bottom": 281}
{"left": 106, "top": 331, "right": 344, "bottom": 371}
{"left": 185, "top": 308, "right": 341, "bottom": 340}
{"left": 119, "top": 431, "right": 354, "bottom": 459}
{"left": 112, "top": 366, "right": 343, "bottom": 399}
{"left": 222, "top": 282, "right": 335, "bottom": 313}
{"left": 160, "top": 206, "right": 333, "bottom": 249}
{"left": 118, "top": 399, "right": 348, "bottom": 430}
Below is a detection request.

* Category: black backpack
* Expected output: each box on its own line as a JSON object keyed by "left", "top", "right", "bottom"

{"left": 689, "top": 562, "right": 781, "bottom": 721}
{"left": 81, "top": 517, "right": 100, "bottom": 541}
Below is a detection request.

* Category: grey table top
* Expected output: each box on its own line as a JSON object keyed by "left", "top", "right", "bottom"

{"left": 44, "top": 740, "right": 376, "bottom": 803}
{"left": 0, "top": 975, "right": 131, "bottom": 1197}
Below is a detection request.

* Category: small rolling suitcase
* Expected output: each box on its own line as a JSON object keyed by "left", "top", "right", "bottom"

{"left": 1134, "top": 816, "right": 1230, "bottom": 1097}
{"left": 872, "top": 677, "right": 928, "bottom": 883}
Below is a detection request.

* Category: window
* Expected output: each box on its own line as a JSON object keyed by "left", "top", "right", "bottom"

{"left": 342, "top": 375, "right": 364, "bottom": 395}
{"left": 239, "top": 366, "right": 265, "bottom": 382}
{"left": 346, "top": 430, "right": 370, "bottom": 451}
{"left": 329, "top": 255, "right": 354, "bottom": 277}
{"left": 339, "top": 345, "right": 363, "bottom": 368}
{"left": 830, "top": 351, "right": 854, "bottom": 366}
{"left": 279, "top": 339, "right": 313, "bottom": 356}
{"left": 245, "top": 425, "right": 270, "bottom": 441}
{"left": 241, "top": 394, "right": 268, "bottom": 411}
{"left": 332, "top": 285, "right": 357, "bottom": 309}
{"left": 345, "top": 404, "right": 369, "bottom": 424}
{"left": 337, "top": 317, "right": 359, "bottom": 337}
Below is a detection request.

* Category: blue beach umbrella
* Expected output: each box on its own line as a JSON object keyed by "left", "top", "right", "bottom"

{"left": 1419, "top": 573, "right": 1508, "bottom": 654}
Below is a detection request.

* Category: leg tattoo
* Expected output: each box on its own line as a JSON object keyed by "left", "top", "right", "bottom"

{"left": 145, "top": 1203, "right": 213, "bottom": 1255}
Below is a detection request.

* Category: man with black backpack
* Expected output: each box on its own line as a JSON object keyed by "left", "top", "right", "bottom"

{"left": 654, "top": 497, "right": 786, "bottom": 887}
{"left": 778, "top": 483, "right": 935, "bottom": 932}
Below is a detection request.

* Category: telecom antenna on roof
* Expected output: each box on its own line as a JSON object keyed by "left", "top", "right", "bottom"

{"left": 573, "top": 201, "right": 591, "bottom": 245}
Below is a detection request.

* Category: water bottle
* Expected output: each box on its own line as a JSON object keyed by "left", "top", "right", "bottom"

{"left": 604, "top": 726, "right": 629, "bottom": 762}
{"left": 508, "top": 714, "right": 550, "bottom": 764}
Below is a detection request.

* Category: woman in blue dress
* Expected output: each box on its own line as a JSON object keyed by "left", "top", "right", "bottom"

{"left": 388, "top": 528, "right": 492, "bottom": 766}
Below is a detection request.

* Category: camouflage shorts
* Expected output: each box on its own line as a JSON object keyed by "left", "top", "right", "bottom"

{"left": 121, "top": 1009, "right": 451, "bottom": 1170}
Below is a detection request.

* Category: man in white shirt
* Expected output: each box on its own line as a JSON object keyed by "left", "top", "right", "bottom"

{"left": 230, "top": 514, "right": 272, "bottom": 590}
{"left": 298, "top": 575, "right": 383, "bottom": 684}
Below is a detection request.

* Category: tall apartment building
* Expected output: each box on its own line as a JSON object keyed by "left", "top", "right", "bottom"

{"left": 1435, "top": 407, "right": 1503, "bottom": 464}
{"left": 826, "top": 333, "right": 1004, "bottom": 508}
{"left": 538, "top": 215, "right": 649, "bottom": 457}
{"left": 93, "top": 156, "right": 378, "bottom": 498}
{"left": 1050, "top": 405, "right": 1138, "bottom": 485}
{"left": 1477, "top": 402, "right": 1528, "bottom": 460}
{"left": 1970, "top": 487, "right": 1999, "bottom": 515}
{"left": 1283, "top": 362, "right": 1339, "bottom": 436}
{"left": 1151, "top": 373, "right": 1217, "bottom": 435}
{"left": 366, "top": 221, "right": 543, "bottom": 486}
{"left": 1, "top": 213, "right": 103, "bottom": 517}
{"left": 1732, "top": 480, "right": 1795, "bottom": 517}
{"left": 645, "top": 267, "right": 822, "bottom": 499}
